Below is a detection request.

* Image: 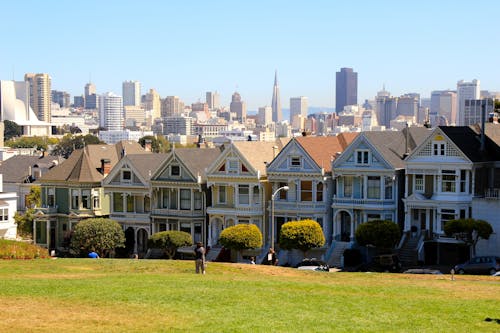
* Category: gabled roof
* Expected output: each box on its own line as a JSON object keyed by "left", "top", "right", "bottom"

{"left": 440, "top": 126, "right": 500, "bottom": 162}
{"left": 123, "top": 154, "right": 168, "bottom": 181}
{"left": 295, "top": 133, "right": 358, "bottom": 172}
{"left": 172, "top": 148, "right": 221, "bottom": 181}
{"left": 0, "top": 154, "right": 65, "bottom": 183}
{"left": 469, "top": 123, "right": 500, "bottom": 149}
{"left": 363, "top": 127, "right": 431, "bottom": 168}
{"left": 39, "top": 141, "right": 147, "bottom": 183}
{"left": 232, "top": 141, "right": 285, "bottom": 176}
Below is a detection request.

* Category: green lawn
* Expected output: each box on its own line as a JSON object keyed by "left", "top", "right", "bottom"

{"left": 0, "top": 259, "right": 498, "bottom": 332}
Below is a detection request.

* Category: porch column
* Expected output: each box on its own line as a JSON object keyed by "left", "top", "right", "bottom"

{"left": 207, "top": 219, "right": 212, "bottom": 247}
{"left": 133, "top": 228, "right": 138, "bottom": 255}
{"left": 404, "top": 208, "right": 410, "bottom": 231}
{"left": 436, "top": 210, "right": 442, "bottom": 235}
{"left": 350, "top": 212, "right": 355, "bottom": 240}
{"left": 425, "top": 209, "right": 430, "bottom": 231}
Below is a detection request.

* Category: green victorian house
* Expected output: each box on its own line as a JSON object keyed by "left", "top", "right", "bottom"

{"left": 33, "top": 141, "right": 148, "bottom": 252}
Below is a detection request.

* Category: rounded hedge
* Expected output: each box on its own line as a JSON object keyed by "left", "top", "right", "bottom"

{"left": 219, "top": 224, "right": 262, "bottom": 251}
{"left": 70, "top": 218, "right": 125, "bottom": 258}
{"left": 355, "top": 219, "right": 400, "bottom": 249}
{"left": 279, "top": 219, "right": 325, "bottom": 253}
{"left": 148, "top": 230, "right": 193, "bottom": 259}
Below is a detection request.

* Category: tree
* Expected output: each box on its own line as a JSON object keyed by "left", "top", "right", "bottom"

{"left": 14, "top": 186, "right": 41, "bottom": 238}
{"left": 4, "top": 120, "right": 23, "bottom": 141}
{"left": 4, "top": 136, "right": 54, "bottom": 151}
{"left": 70, "top": 218, "right": 125, "bottom": 258}
{"left": 51, "top": 134, "right": 103, "bottom": 158}
{"left": 138, "top": 135, "right": 170, "bottom": 153}
{"left": 444, "top": 218, "right": 493, "bottom": 257}
{"left": 148, "top": 231, "right": 192, "bottom": 259}
{"left": 279, "top": 219, "right": 325, "bottom": 256}
{"left": 219, "top": 224, "right": 262, "bottom": 260}
{"left": 355, "top": 220, "right": 401, "bottom": 251}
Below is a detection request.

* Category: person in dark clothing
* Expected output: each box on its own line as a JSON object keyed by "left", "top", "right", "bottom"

{"left": 262, "top": 248, "right": 278, "bottom": 265}
{"left": 194, "top": 242, "right": 206, "bottom": 274}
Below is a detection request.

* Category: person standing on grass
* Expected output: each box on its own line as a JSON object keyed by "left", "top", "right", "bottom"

{"left": 194, "top": 242, "right": 206, "bottom": 274}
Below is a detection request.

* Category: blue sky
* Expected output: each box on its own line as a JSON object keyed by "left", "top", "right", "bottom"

{"left": 1, "top": 0, "right": 499, "bottom": 110}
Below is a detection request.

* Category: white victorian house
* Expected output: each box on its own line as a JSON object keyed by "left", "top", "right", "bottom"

{"left": 103, "top": 153, "right": 166, "bottom": 257}
{"left": 150, "top": 148, "right": 220, "bottom": 248}
{"left": 206, "top": 141, "right": 283, "bottom": 249}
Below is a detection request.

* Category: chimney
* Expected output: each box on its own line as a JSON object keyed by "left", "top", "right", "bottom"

{"left": 144, "top": 139, "right": 152, "bottom": 152}
{"left": 101, "top": 158, "right": 111, "bottom": 176}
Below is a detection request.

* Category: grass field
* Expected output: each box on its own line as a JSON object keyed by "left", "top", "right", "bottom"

{"left": 0, "top": 259, "right": 498, "bottom": 332}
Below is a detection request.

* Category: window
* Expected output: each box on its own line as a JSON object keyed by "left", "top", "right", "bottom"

{"left": 194, "top": 191, "right": 202, "bottom": 210}
{"left": 239, "top": 185, "right": 249, "bottom": 205}
{"left": 343, "top": 176, "right": 353, "bottom": 197}
{"left": 460, "top": 209, "right": 466, "bottom": 219}
{"left": 301, "top": 181, "right": 313, "bottom": 202}
{"left": 415, "top": 175, "right": 424, "bottom": 192}
{"left": 441, "top": 170, "right": 456, "bottom": 192}
{"left": 82, "top": 190, "right": 91, "bottom": 209}
{"left": 218, "top": 186, "right": 226, "bottom": 204}
{"left": 278, "top": 182, "right": 287, "bottom": 200}
{"left": 168, "top": 220, "right": 178, "bottom": 231}
{"left": 113, "top": 193, "right": 123, "bottom": 212}
{"left": 290, "top": 157, "right": 301, "bottom": 167}
{"left": 384, "top": 214, "right": 393, "bottom": 221}
{"left": 71, "top": 189, "right": 79, "bottom": 209}
{"left": 169, "top": 189, "right": 178, "bottom": 210}
{"left": 316, "top": 182, "right": 323, "bottom": 202}
{"left": 460, "top": 170, "right": 467, "bottom": 192}
{"left": 171, "top": 165, "right": 180, "bottom": 176}
{"left": 35, "top": 221, "right": 47, "bottom": 244}
{"left": 252, "top": 185, "right": 260, "bottom": 205}
{"left": 367, "top": 176, "right": 381, "bottom": 199}
{"left": 228, "top": 160, "right": 238, "bottom": 173}
{"left": 161, "top": 188, "right": 169, "bottom": 208}
{"left": 433, "top": 142, "right": 445, "bottom": 156}
{"left": 180, "top": 222, "right": 191, "bottom": 235}
{"left": 238, "top": 219, "right": 250, "bottom": 224}
{"left": 367, "top": 214, "right": 381, "bottom": 221}
{"left": 0, "top": 208, "right": 8, "bottom": 221}
{"left": 356, "top": 150, "right": 369, "bottom": 164}
{"left": 144, "top": 195, "right": 151, "bottom": 213}
{"left": 47, "top": 188, "right": 55, "bottom": 207}
{"left": 122, "top": 170, "right": 132, "bottom": 182}
{"left": 180, "top": 189, "right": 191, "bottom": 210}
{"left": 126, "top": 195, "right": 134, "bottom": 212}
{"left": 441, "top": 209, "right": 456, "bottom": 224}
{"left": 384, "top": 177, "right": 393, "bottom": 200}
{"left": 93, "top": 191, "right": 100, "bottom": 209}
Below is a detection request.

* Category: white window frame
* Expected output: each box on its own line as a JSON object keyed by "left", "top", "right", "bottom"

{"left": 441, "top": 170, "right": 456, "bottom": 193}
{"left": 218, "top": 186, "right": 226, "bottom": 204}
{"left": 121, "top": 169, "right": 132, "bottom": 183}
{"left": 227, "top": 159, "right": 239, "bottom": 173}
{"left": 290, "top": 156, "right": 301, "bottom": 168}
{"left": 71, "top": 189, "right": 80, "bottom": 209}
{"left": 238, "top": 185, "right": 250, "bottom": 205}
{"left": 432, "top": 142, "right": 446, "bottom": 156}
{"left": 414, "top": 174, "right": 424, "bottom": 193}
{"left": 47, "top": 187, "right": 55, "bottom": 207}
{"left": 355, "top": 150, "right": 370, "bottom": 165}
{"left": 0, "top": 208, "right": 8, "bottom": 221}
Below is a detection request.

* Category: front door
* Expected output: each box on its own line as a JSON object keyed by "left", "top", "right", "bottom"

{"left": 340, "top": 211, "right": 351, "bottom": 242}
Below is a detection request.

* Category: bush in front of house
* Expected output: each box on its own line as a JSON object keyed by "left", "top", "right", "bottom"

{"left": 0, "top": 239, "right": 50, "bottom": 259}
{"left": 148, "top": 231, "right": 193, "bottom": 259}
{"left": 279, "top": 219, "right": 325, "bottom": 256}
{"left": 219, "top": 224, "right": 262, "bottom": 254}
{"left": 70, "top": 218, "right": 126, "bottom": 258}
{"left": 355, "top": 219, "right": 401, "bottom": 250}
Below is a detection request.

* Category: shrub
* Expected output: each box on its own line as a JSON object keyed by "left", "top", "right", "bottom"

{"left": 0, "top": 239, "right": 50, "bottom": 259}
{"left": 148, "top": 231, "right": 192, "bottom": 259}
{"left": 70, "top": 218, "right": 125, "bottom": 258}
{"left": 279, "top": 219, "right": 325, "bottom": 255}
{"left": 444, "top": 218, "right": 493, "bottom": 256}
{"left": 219, "top": 224, "right": 262, "bottom": 251}
{"left": 355, "top": 220, "right": 400, "bottom": 250}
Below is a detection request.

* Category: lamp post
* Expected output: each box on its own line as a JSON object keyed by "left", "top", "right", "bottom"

{"left": 271, "top": 185, "right": 289, "bottom": 250}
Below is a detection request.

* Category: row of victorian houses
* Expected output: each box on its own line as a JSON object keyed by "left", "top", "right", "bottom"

{"left": 29, "top": 124, "right": 500, "bottom": 266}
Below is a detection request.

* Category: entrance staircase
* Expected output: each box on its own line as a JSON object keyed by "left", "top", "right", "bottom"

{"left": 325, "top": 242, "right": 351, "bottom": 268}
{"left": 398, "top": 235, "right": 420, "bottom": 267}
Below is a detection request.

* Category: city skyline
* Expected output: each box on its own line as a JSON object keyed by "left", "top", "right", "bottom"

{"left": 1, "top": 1, "right": 500, "bottom": 110}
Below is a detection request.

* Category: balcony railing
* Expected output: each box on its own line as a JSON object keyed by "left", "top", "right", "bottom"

{"left": 331, "top": 197, "right": 396, "bottom": 207}
{"left": 272, "top": 201, "right": 327, "bottom": 211}
{"left": 35, "top": 206, "right": 58, "bottom": 214}
{"left": 152, "top": 208, "right": 205, "bottom": 217}
{"left": 484, "top": 188, "right": 500, "bottom": 199}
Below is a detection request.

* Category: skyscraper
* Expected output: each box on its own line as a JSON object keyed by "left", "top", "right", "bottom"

{"left": 258, "top": 106, "right": 272, "bottom": 126}
{"left": 463, "top": 98, "right": 493, "bottom": 126}
{"left": 430, "top": 90, "right": 457, "bottom": 125}
{"left": 122, "top": 80, "right": 141, "bottom": 107}
{"left": 457, "top": 79, "right": 480, "bottom": 126}
{"left": 143, "top": 88, "right": 161, "bottom": 120}
{"left": 271, "top": 70, "right": 281, "bottom": 123}
{"left": 99, "top": 92, "right": 123, "bottom": 131}
{"left": 84, "top": 82, "right": 98, "bottom": 109}
{"left": 230, "top": 92, "right": 246, "bottom": 122}
{"left": 290, "top": 96, "right": 308, "bottom": 129}
{"left": 24, "top": 73, "right": 52, "bottom": 122}
{"left": 206, "top": 91, "right": 220, "bottom": 109}
{"left": 161, "top": 96, "right": 184, "bottom": 118}
{"left": 335, "top": 67, "right": 358, "bottom": 113}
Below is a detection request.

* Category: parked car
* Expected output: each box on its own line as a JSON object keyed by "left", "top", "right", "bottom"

{"left": 454, "top": 256, "right": 499, "bottom": 275}
{"left": 296, "top": 258, "right": 330, "bottom": 272}
{"left": 403, "top": 268, "right": 443, "bottom": 275}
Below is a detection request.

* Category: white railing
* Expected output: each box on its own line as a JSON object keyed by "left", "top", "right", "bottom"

{"left": 332, "top": 197, "right": 396, "bottom": 206}
{"left": 152, "top": 208, "right": 205, "bottom": 217}
{"left": 484, "top": 188, "right": 500, "bottom": 199}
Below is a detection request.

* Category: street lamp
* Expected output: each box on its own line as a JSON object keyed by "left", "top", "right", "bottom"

{"left": 271, "top": 185, "right": 289, "bottom": 250}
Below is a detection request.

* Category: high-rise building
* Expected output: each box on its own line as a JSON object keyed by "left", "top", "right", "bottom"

{"left": 51, "top": 90, "right": 70, "bottom": 108}
{"left": 206, "top": 91, "right": 220, "bottom": 109}
{"left": 164, "top": 116, "right": 193, "bottom": 135}
{"left": 290, "top": 96, "right": 308, "bottom": 129}
{"left": 258, "top": 106, "right": 272, "bottom": 126}
{"left": 457, "top": 79, "right": 480, "bottom": 126}
{"left": 463, "top": 98, "right": 493, "bottom": 126}
{"left": 230, "top": 91, "right": 246, "bottom": 122}
{"left": 336, "top": 67, "right": 357, "bottom": 113}
{"left": 430, "top": 90, "right": 457, "bottom": 125}
{"left": 99, "top": 92, "right": 123, "bottom": 131}
{"left": 84, "top": 82, "right": 98, "bottom": 109}
{"left": 396, "top": 94, "right": 419, "bottom": 118}
{"left": 376, "top": 95, "right": 398, "bottom": 128}
{"left": 161, "top": 96, "right": 184, "bottom": 118}
{"left": 122, "top": 80, "right": 141, "bottom": 107}
{"left": 24, "top": 73, "right": 52, "bottom": 122}
{"left": 143, "top": 88, "right": 161, "bottom": 120}
{"left": 73, "top": 95, "right": 84, "bottom": 108}
{"left": 271, "top": 71, "right": 281, "bottom": 122}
